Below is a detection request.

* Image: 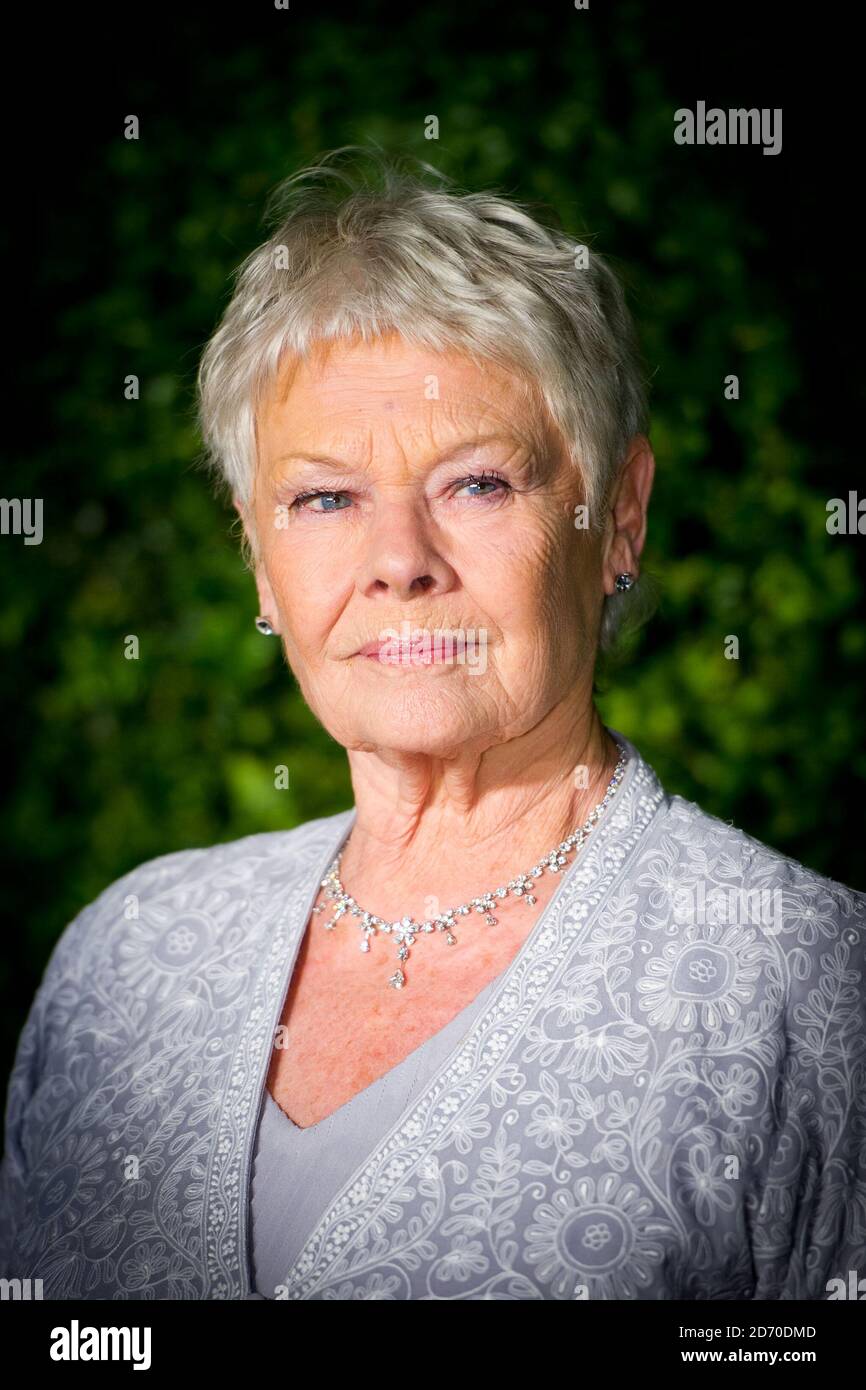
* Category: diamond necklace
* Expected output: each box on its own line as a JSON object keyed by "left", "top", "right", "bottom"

{"left": 312, "top": 742, "right": 629, "bottom": 989}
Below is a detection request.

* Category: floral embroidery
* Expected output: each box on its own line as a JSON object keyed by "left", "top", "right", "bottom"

{"left": 1, "top": 737, "right": 863, "bottom": 1302}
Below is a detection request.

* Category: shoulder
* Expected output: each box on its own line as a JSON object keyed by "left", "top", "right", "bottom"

{"left": 650, "top": 790, "right": 866, "bottom": 977}
{"left": 100, "top": 807, "right": 352, "bottom": 900}
{"left": 37, "top": 808, "right": 355, "bottom": 986}
{"left": 662, "top": 790, "right": 864, "bottom": 904}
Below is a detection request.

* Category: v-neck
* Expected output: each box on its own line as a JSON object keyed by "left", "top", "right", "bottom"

{"left": 245, "top": 729, "right": 639, "bottom": 1295}
{"left": 266, "top": 969, "right": 502, "bottom": 1133}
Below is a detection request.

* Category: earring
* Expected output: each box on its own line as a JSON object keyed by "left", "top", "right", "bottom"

{"left": 614, "top": 573, "right": 635, "bottom": 593}
{"left": 254, "top": 616, "right": 276, "bottom": 635}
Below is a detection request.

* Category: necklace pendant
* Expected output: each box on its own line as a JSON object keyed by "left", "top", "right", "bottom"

{"left": 484, "top": 914, "right": 497, "bottom": 926}
{"left": 524, "top": 894, "right": 537, "bottom": 906}
{"left": 445, "top": 930, "right": 457, "bottom": 945}
{"left": 389, "top": 968, "right": 406, "bottom": 989}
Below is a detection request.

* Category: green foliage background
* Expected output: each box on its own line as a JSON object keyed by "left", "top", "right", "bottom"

{"left": 2, "top": 2, "right": 863, "bottom": 1078}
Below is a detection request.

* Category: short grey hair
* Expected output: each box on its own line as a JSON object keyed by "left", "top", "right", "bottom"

{"left": 196, "top": 146, "right": 653, "bottom": 649}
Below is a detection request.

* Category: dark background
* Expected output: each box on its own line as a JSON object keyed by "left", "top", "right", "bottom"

{"left": 2, "top": 2, "right": 863, "bottom": 1094}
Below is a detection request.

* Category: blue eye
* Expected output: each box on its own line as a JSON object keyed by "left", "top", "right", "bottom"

{"left": 452, "top": 471, "right": 510, "bottom": 499}
{"left": 290, "top": 490, "right": 352, "bottom": 513}
{"left": 288, "top": 470, "right": 511, "bottom": 513}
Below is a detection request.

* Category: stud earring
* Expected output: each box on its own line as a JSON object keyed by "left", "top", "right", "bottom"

{"left": 255, "top": 616, "right": 276, "bottom": 635}
{"left": 614, "top": 573, "right": 635, "bottom": 593}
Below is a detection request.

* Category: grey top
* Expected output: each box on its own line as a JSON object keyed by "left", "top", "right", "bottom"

{"left": 249, "top": 973, "right": 501, "bottom": 1298}
{"left": 3, "top": 729, "right": 865, "bottom": 1299}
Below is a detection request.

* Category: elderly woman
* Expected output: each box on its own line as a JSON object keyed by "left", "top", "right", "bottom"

{"left": 1, "top": 151, "right": 864, "bottom": 1303}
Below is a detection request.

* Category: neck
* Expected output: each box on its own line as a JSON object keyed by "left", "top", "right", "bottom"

{"left": 338, "top": 699, "right": 621, "bottom": 921}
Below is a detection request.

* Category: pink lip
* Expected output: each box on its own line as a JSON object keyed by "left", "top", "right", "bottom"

{"left": 355, "top": 640, "right": 442, "bottom": 662}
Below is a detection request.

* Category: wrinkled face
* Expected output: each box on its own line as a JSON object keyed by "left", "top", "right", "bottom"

{"left": 245, "top": 333, "right": 607, "bottom": 756}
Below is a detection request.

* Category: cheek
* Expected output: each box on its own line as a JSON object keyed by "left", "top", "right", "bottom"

{"left": 272, "top": 517, "right": 359, "bottom": 588}
{"left": 493, "top": 521, "right": 594, "bottom": 633}
{"left": 265, "top": 544, "right": 344, "bottom": 656}
{"left": 531, "top": 545, "right": 601, "bottom": 680}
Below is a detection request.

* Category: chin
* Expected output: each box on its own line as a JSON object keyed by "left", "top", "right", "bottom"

{"left": 342, "top": 693, "right": 493, "bottom": 758}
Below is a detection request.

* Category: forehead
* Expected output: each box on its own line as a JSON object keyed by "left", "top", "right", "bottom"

{"left": 255, "top": 333, "right": 551, "bottom": 452}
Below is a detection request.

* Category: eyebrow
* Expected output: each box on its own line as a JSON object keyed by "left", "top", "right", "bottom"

{"left": 271, "top": 435, "right": 531, "bottom": 472}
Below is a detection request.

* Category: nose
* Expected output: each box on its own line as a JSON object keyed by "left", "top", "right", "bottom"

{"left": 356, "top": 498, "right": 455, "bottom": 602}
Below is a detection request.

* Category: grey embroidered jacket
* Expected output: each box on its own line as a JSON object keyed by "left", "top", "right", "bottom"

{"left": 1, "top": 732, "right": 864, "bottom": 1300}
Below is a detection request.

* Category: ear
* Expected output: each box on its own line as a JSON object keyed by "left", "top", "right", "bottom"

{"left": 233, "top": 496, "right": 281, "bottom": 634}
{"left": 601, "top": 435, "right": 655, "bottom": 596}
